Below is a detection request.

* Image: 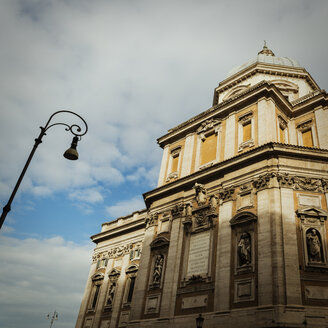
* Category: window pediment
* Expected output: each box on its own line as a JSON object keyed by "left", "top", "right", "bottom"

{"left": 126, "top": 264, "right": 138, "bottom": 275}
{"left": 271, "top": 79, "right": 299, "bottom": 93}
{"left": 230, "top": 211, "right": 257, "bottom": 226}
{"left": 296, "top": 207, "right": 328, "bottom": 220}
{"left": 150, "top": 236, "right": 170, "bottom": 249}
{"left": 91, "top": 272, "right": 105, "bottom": 281}
{"left": 223, "top": 84, "right": 251, "bottom": 101}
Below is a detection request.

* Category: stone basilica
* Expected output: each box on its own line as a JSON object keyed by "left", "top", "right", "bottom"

{"left": 76, "top": 45, "right": 328, "bottom": 328}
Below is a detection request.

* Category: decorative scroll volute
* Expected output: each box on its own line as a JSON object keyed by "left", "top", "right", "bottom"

{"left": 146, "top": 212, "right": 159, "bottom": 229}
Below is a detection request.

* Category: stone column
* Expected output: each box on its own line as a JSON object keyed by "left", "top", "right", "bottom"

{"left": 157, "top": 145, "right": 169, "bottom": 187}
{"left": 180, "top": 133, "right": 195, "bottom": 177}
{"left": 108, "top": 255, "right": 129, "bottom": 328}
{"left": 224, "top": 114, "right": 235, "bottom": 160}
{"left": 214, "top": 200, "right": 232, "bottom": 311}
{"left": 281, "top": 187, "right": 302, "bottom": 305}
{"left": 160, "top": 215, "right": 184, "bottom": 316}
{"left": 257, "top": 188, "right": 273, "bottom": 305}
{"left": 75, "top": 261, "right": 97, "bottom": 328}
{"left": 129, "top": 221, "right": 156, "bottom": 320}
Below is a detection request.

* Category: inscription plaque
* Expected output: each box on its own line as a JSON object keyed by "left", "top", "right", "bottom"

{"left": 187, "top": 230, "right": 210, "bottom": 276}
{"left": 305, "top": 286, "right": 328, "bottom": 299}
{"left": 298, "top": 194, "right": 321, "bottom": 207}
{"left": 182, "top": 295, "right": 208, "bottom": 309}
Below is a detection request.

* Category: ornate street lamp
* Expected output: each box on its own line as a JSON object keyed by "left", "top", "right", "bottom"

{"left": 47, "top": 310, "right": 59, "bottom": 328}
{"left": 0, "top": 110, "right": 88, "bottom": 230}
{"left": 196, "top": 313, "right": 204, "bottom": 328}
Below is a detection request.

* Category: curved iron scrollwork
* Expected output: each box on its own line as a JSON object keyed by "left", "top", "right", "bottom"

{"left": 42, "top": 110, "right": 88, "bottom": 139}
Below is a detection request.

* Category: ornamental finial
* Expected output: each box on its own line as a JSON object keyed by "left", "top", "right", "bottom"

{"left": 258, "top": 41, "right": 275, "bottom": 56}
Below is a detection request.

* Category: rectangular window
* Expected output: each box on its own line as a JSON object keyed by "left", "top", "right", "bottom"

{"left": 200, "top": 133, "right": 217, "bottom": 166}
{"left": 279, "top": 126, "right": 285, "bottom": 143}
{"left": 243, "top": 122, "right": 252, "bottom": 142}
{"left": 302, "top": 129, "right": 313, "bottom": 147}
{"left": 127, "top": 277, "right": 136, "bottom": 303}
{"left": 171, "top": 153, "right": 179, "bottom": 173}
{"left": 91, "top": 285, "right": 100, "bottom": 309}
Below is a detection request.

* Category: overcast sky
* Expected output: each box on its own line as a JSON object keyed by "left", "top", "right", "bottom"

{"left": 0, "top": 1, "right": 327, "bottom": 327}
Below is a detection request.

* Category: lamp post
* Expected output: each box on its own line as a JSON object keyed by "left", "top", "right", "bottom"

{"left": 47, "top": 310, "right": 58, "bottom": 328}
{"left": 196, "top": 313, "right": 204, "bottom": 328}
{"left": 0, "top": 110, "right": 88, "bottom": 230}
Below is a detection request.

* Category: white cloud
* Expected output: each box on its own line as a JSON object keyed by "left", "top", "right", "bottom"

{"left": 1, "top": 0, "right": 328, "bottom": 208}
{"left": 0, "top": 235, "right": 93, "bottom": 328}
{"left": 105, "top": 196, "right": 145, "bottom": 219}
{"left": 69, "top": 187, "right": 104, "bottom": 204}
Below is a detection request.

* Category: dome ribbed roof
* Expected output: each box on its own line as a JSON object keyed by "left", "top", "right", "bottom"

{"left": 227, "top": 44, "right": 300, "bottom": 78}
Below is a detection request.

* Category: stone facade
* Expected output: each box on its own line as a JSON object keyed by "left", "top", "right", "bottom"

{"left": 76, "top": 45, "right": 328, "bottom": 328}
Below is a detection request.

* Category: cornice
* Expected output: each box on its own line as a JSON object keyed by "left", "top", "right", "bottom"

{"left": 157, "top": 81, "right": 288, "bottom": 147}
{"left": 217, "top": 62, "right": 319, "bottom": 92}
{"left": 144, "top": 142, "right": 328, "bottom": 208}
{"left": 157, "top": 82, "right": 328, "bottom": 148}
{"left": 91, "top": 217, "right": 146, "bottom": 244}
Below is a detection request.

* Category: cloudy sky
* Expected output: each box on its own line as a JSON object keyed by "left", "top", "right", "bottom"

{"left": 0, "top": 1, "right": 327, "bottom": 327}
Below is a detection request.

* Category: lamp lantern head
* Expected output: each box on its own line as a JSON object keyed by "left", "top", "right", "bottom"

{"left": 63, "top": 136, "right": 79, "bottom": 160}
{"left": 196, "top": 314, "right": 204, "bottom": 328}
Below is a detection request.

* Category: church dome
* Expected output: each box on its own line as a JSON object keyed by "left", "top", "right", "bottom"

{"left": 227, "top": 43, "right": 301, "bottom": 78}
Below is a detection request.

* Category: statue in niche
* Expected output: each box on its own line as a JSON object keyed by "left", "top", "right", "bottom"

{"left": 306, "top": 228, "right": 322, "bottom": 262}
{"left": 107, "top": 281, "right": 116, "bottom": 306}
{"left": 237, "top": 232, "right": 251, "bottom": 266}
{"left": 152, "top": 254, "right": 164, "bottom": 284}
{"left": 193, "top": 183, "right": 207, "bottom": 205}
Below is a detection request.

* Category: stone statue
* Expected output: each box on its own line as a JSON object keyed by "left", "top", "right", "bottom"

{"left": 238, "top": 232, "right": 251, "bottom": 266}
{"left": 185, "top": 202, "right": 193, "bottom": 217}
{"left": 152, "top": 254, "right": 164, "bottom": 284}
{"left": 306, "top": 229, "right": 322, "bottom": 262}
{"left": 209, "top": 195, "right": 218, "bottom": 209}
{"left": 193, "top": 183, "right": 207, "bottom": 205}
{"left": 107, "top": 282, "right": 116, "bottom": 306}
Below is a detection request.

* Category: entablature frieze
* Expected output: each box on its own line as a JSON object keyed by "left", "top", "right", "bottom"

{"left": 92, "top": 241, "right": 143, "bottom": 262}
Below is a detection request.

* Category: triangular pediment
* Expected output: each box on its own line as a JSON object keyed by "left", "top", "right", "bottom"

{"left": 296, "top": 206, "right": 328, "bottom": 218}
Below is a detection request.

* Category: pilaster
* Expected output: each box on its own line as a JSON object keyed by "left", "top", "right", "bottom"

{"left": 258, "top": 98, "right": 276, "bottom": 145}
{"left": 281, "top": 187, "right": 302, "bottom": 305}
{"left": 157, "top": 145, "right": 169, "bottom": 187}
{"left": 109, "top": 255, "right": 129, "bottom": 328}
{"left": 75, "top": 262, "right": 97, "bottom": 328}
{"left": 269, "top": 186, "right": 285, "bottom": 305}
{"left": 180, "top": 133, "right": 195, "bottom": 177}
{"left": 160, "top": 214, "right": 183, "bottom": 316}
{"left": 129, "top": 222, "right": 156, "bottom": 320}
{"left": 315, "top": 107, "right": 328, "bottom": 149}
{"left": 214, "top": 200, "right": 232, "bottom": 311}
{"left": 257, "top": 188, "right": 273, "bottom": 305}
{"left": 224, "top": 114, "right": 235, "bottom": 160}
{"left": 288, "top": 120, "right": 297, "bottom": 145}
